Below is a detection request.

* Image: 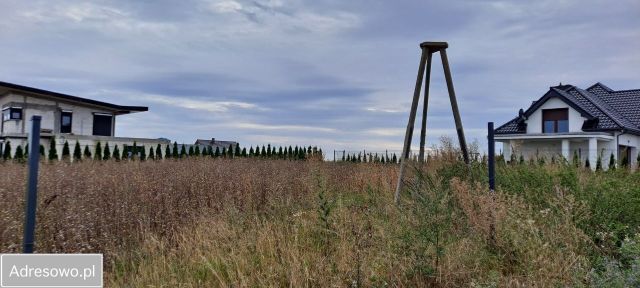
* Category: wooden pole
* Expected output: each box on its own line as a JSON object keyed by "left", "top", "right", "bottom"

{"left": 395, "top": 47, "right": 428, "bottom": 204}
{"left": 419, "top": 50, "right": 432, "bottom": 162}
{"left": 440, "top": 49, "right": 470, "bottom": 164}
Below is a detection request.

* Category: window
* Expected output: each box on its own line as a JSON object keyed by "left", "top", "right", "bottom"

{"left": 60, "top": 111, "right": 72, "bottom": 133}
{"left": 2, "top": 107, "right": 22, "bottom": 121}
{"left": 92, "top": 114, "right": 113, "bottom": 136}
{"left": 542, "top": 108, "right": 569, "bottom": 133}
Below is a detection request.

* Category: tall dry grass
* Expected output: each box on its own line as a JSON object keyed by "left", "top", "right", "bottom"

{"left": 0, "top": 156, "right": 627, "bottom": 286}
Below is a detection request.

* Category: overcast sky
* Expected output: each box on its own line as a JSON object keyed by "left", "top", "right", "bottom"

{"left": 0, "top": 0, "right": 638, "bottom": 154}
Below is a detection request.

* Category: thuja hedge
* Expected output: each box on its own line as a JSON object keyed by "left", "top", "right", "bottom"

{"left": 1, "top": 139, "right": 324, "bottom": 162}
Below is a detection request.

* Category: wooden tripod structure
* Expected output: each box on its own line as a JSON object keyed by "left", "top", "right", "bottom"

{"left": 394, "top": 41, "right": 470, "bottom": 203}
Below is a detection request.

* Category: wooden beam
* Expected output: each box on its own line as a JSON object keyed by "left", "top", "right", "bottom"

{"left": 394, "top": 47, "right": 428, "bottom": 204}
{"left": 440, "top": 49, "right": 470, "bottom": 164}
{"left": 419, "top": 50, "right": 433, "bottom": 162}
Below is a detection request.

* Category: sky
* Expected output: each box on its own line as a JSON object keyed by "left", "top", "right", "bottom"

{"left": 0, "top": 0, "right": 638, "bottom": 155}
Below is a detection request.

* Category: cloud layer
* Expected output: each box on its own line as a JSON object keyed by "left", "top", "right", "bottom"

{"left": 1, "top": 0, "right": 638, "bottom": 154}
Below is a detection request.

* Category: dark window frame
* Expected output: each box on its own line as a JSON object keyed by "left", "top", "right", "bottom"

{"left": 2, "top": 107, "right": 23, "bottom": 121}
{"left": 542, "top": 108, "right": 569, "bottom": 133}
{"left": 92, "top": 113, "right": 113, "bottom": 136}
{"left": 60, "top": 111, "right": 72, "bottom": 133}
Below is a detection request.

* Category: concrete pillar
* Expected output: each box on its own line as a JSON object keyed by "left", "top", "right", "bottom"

{"left": 588, "top": 137, "right": 597, "bottom": 171}
{"left": 503, "top": 141, "right": 512, "bottom": 163}
{"left": 562, "top": 139, "right": 570, "bottom": 161}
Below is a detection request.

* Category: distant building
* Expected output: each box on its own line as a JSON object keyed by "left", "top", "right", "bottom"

{"left": 0, "top": 81, "right": 169, "bottom": 158}
{"left": 495, "top": 82, "right": 640, "bottom": 170}
{"left": 194, "top": 138, "right": 239, "bottom": 152}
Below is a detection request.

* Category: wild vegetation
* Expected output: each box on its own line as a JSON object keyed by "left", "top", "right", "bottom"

{"left": 0, "top": 142, "right": 639, "bottom": 287}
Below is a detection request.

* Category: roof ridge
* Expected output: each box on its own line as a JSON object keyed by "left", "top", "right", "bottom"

{"left": 586, "top": 82, "right": 613, "bottom": 92}
{"left": 611, "top": 88, "right": 640, "bottom": 93}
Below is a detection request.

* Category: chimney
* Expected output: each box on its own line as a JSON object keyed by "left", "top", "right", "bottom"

{"left": 211, "top": 138, "right": 216, "bottom": 143}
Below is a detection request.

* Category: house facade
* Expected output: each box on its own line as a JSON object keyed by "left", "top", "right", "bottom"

{"left": 494, "top": 83, "right": 640, "bottom": 170}
{"left": 0, "top": 81, "right": 169, "bottom": 159}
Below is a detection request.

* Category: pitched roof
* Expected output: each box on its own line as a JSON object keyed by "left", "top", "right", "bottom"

{"left": 0, "top": 81, "right": 148, "bottom": 114}
{"left": 194, "top": 139, "right": 238, "bottom": 149}
{"left": 496, "top": 83, "right": 640, "bottom": 135}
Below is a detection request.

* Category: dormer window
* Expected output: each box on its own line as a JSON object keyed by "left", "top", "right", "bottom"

{"left": 542, "top": 108, "right": 569, "bottom": 133}
{"left": 2, "top": 107, "right": 22, "bottom": 121}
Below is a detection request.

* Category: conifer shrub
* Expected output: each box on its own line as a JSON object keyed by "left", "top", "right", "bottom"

{"left": 173, "top": 142, "right": 179, "bottom": 158}
{"left": 180, "top": 145, "right": 186, "bottom": 158}
{"left": 140, "top": 148, "right": 146, "bottom": 161}
{"left": 94, "top": 142, "right": 102, "bottom": 161}
{"left": 62, "top": 141, "right": 70, "bottom": 160}
{"left": 73, "top": 141, "right": 82, "bottom": 161}
{"left": 103, "top": 143, "right": 111, "bottom": 161}
{"left": 113, "top": 145, "right": 121, "bottom": 161}
{"left": 49, "top": 138, "right": 58, "bottom": 161}
{"left": 2, "top": 141, "right": 11, "bottom": 160}
{"left": 14, "top": 145, "right": 24, "bottom": 161}
{"left": 156, "top": 144, "right": 163, "bottom": 160}
{"left": 609, "top": 153, "right": 616, "bottom": 170}
{"left": 149, "top": 147, "right": 155, "bottom": 160}
{"left": 83, "top": 145, "right": 92, "bottom": 159}
{"left": 39, "top": 145, "right": 45, "bottom": 157}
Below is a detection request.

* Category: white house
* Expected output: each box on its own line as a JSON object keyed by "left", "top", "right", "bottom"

{"left": 0, "top": 81, "right": 169, "bottom": 159}
{"left": 494, "top": 83, "right": 640, "bottom": 170}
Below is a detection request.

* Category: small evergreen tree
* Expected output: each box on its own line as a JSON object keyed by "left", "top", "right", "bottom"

{"left": 221, "top": 147, "right": 226, "bottom": 157}
{"left": 180, "top": 145, "right": 186, "bottom": 158}
{"left": 235, "top": 144, "right": 241, "bottom": 157}
{"left": 585, "top": 158, "right": 590, "bottom": 169}
{"left": 278, "top": 147, "right": 283, "bottom": 158}
{"left": 596, "top": 154, "right": 603, "bottom": 171}
{"left": 172, "top": 142, "right": 179, "bottom": 158}
{"left": 609, "top": 153, "right": 616, "bottom": 170}
{"left": 140, "top": 147, "right": 146, "bottom": 161}
{"left": 132, "top": 142, "right": 138, "bottom": 160}
{"left": 228, "top": 145, "right": 234, "bottom": 158}
{"left": 113, "top": 145, "right": 121, "bottom": 161}
{"left": 94, "top": 141, "right": 102, "bottom": 160}
{"left": 148, "top": 147, "right": 155, "bottom": 160}
{"left": 61, "top": 141, "right": 70, "bottom": 160}
{"left": 207, "top": 146, "right": 213, "bottom": 157}
{"left": 73, "top": 141, "right": 82, "bottom": 161}
{"left": 518, "top": 154, "right": 524, "bottom": 165}
{"left": 241, "top": 148, "right": 247, "bottom": 157}
{"left": 39, "top": 145, "right": 45, "bottom": 157}
{"left": 14, "top": 145, "right": 24, "bottom": 161}
{"left": 48, "top": 138, "right": 58, "bottom": 161}
{"left": 266, "top": 144, "right": 272, "bottom": 157}
{"left": 214, "top": 147, "right": 221, "bottom": 158}
{"left": 194, "top": 146, "right": 200, "bottom": 156}
{"left": 2, "top": 141, "right": 11, "bottom": 160}
{"left": 156, "top": 144, "right": 163, "bottom": 160}
{"left": 165, "top": 144, "right": 171, "bottom": 160}
{"left": 83, "top": 145, "right": 92, "bottom": 159}
{"left": 249, "top": 146, "right": 254, "bottom": 157}
{"left": 392, "top": 153, "right": 398, "bottom": 163}
{"left": 188, "top": 146, "right": 194, "bottom": 156}
{"left": 24, "top": 144, "right": 28, "bottom": 159}
{"left": 103, "top": 143, "right": 111, "bottom": 160}
{"left": 572, "top": 151, "right": 580, "bottom": 167}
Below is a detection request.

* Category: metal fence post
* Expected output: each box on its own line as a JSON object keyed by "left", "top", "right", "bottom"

{"left": 23, "top": 116, "right": 42, "bottom": 253}
{"left": 487, "top": 122, "right": 497, "bottom": 249}
{"left": 488, "top": 122, "right": 495, "bottom": 192}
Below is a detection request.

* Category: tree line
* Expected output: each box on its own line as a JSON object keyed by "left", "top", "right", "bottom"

{"left": 1, "top": 138, "right": 324, "bottom": 162}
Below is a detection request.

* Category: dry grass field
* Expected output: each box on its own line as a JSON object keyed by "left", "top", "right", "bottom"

{"left": 1, "top": 152, "right": 639, "bottom": 287}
